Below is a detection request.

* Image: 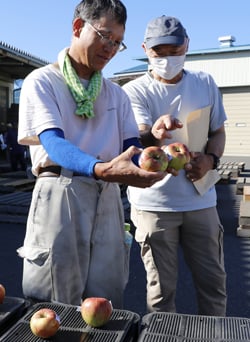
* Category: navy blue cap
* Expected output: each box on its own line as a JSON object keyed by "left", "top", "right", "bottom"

{"left": 144, "top": 15, "right": 188, "bottom": 49}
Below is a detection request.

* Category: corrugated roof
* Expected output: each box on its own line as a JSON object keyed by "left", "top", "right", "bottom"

{"left": 114, "top": 63, "right": 147, "bottom": 75}
{"left": 0, "top": 41, "right": 49, "bottom": 65}
{"left": 0, "top": 41, "right": 50, "bottom": 79}
{"left": 188, "top": 44, "right": 250, "bottom": 55}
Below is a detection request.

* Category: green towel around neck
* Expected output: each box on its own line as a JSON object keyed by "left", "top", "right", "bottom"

{"left": 61, "top": 52, "right": 102, "bottom": 118}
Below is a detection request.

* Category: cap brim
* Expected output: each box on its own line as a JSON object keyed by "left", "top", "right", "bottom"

{"left": 145, "top": 36, "right": 185, "bottom": 49}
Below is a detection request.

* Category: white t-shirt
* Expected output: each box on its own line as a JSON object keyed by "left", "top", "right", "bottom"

{"left": 123, "top": 70, "right": 227, "bottom": 212}
{"left": 18, "top": 63, "right": 139, "bottom": 176}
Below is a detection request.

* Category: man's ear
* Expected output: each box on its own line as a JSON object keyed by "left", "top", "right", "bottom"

{"left": 73, "top": 17, "right": 84, "bottom": 37}
{"left": 142, "top": 43, "right": 147, "bottom": 53}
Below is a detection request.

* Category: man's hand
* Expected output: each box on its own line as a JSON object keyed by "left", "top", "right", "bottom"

{"left": 152, "top": 114, "right": 183, "bottom": 140}
{"left": 185, "top": 152, "right": 212, "bottom": 182}
{"left": 94, "top": 146, "right": 175, "bottom": 188}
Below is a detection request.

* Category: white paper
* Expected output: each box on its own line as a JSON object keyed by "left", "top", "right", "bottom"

{"left": 185, "top": 106, "right": 221, "bottom": 195}
{"left": 193, "top": 170, "right": 221, "bottom": 196}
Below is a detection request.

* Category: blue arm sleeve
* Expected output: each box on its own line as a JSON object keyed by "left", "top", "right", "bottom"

{"left": 123, "top": 137, "right": 142, "bottom": 166}
{"left": 39, "top": 128, "right": 102, "bottom": 177}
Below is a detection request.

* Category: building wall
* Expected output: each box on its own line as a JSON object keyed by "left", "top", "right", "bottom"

{"left": 185, "top": 53, "right": 250, "bottom": 87}
{"left": 221, "top": 86, "right": 250, "bottom": 156}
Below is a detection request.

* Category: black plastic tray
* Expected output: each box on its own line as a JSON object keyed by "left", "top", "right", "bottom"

{"left": 138, "top": 312, "right": 250, "bottom": 341}
{"left": 0, "top": 296, "right": 29, "bottom": 336}
{"left": 0, "top": 302, "right": 140, "bottom": 341}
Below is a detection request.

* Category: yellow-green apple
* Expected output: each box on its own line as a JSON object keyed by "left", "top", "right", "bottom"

{"left": 30, "top": 308, "right": 60, "bottom": 338}
{"left": 0, "top": 284, "right": 6, "bottom": 304}
{"left": 165, "top": 142, "right": 190, "bottom": 170}
{"left": 139, "top": 146, "right": 169, "bottom": 172}
{"left": 81, "top": 297, "right": 113, "bottom": 327}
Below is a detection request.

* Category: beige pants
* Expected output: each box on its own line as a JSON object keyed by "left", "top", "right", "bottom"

{"left": 17, "top": 169, "right": 129, "bottom": 308}
{"left": 131, "top": 206, "right": 227, "bottom": 316}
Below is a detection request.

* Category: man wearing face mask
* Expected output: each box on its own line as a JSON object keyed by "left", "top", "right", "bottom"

{"left": 123, "top": 15, "right": 227, "bottom": 316}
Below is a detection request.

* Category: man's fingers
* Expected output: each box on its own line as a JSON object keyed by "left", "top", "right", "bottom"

{"left": 153, "top": 128, "right": 172, "bottom": 140}
{"left": 174, "top": 118, "right": 183, "bottom": 129}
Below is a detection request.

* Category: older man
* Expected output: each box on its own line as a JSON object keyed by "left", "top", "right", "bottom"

{"left": 123, "top": 15, "right": 227, "bottom": 316}
{"left": 17, "top": 2, "right": 178, "bottom": 308}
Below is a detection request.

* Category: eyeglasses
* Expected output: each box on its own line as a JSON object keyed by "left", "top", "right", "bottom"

{"left": 87, "top": 22, "right": 127, "bottom": 52}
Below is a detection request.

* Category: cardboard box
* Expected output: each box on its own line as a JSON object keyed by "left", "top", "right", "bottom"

{"left": 243, "top": 186, "right": 250, "bottom": 201}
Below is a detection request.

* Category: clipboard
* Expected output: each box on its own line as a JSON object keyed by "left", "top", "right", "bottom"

{"left": 186, "top": 106, "right": 221, "bottom": 196}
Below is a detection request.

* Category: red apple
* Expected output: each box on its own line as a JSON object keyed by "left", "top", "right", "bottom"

{"left": 165, "top": 142, "right": 190, "bottom": 170}
{"left": 139, "top": 146, "right": 169, "bottom": 172}
{"left": 81, "top": 297, "right": 113, "bottom": 327}
{"left": 0, "top": 284, "right": 6, "bottom": 304}
{"left": 30, "top": 308, "right": 60, "bottom": 338}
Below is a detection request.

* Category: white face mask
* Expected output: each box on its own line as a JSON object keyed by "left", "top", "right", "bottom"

{"left": 149, "top": 55, "right": 185, "bottom": 80}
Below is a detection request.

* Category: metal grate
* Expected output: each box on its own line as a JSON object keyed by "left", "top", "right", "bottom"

{"left": 0, "top": 297, "right": 28, "bottom": 337}
{"left": 0, "top": 322, "right": 120, "bottom": 342}
{"left": 139, "top": 312, "right": 250, "bottom": 341}
{"left": 0, "top": 302, "right": 140, "bottom": 342}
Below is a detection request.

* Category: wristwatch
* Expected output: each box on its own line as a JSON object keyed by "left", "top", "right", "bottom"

{"left": 206, "top": 153, "right": 220, "bottom": 170}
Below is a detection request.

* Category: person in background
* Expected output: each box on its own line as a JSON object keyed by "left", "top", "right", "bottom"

{"left": 17, "top": 1, "right": 180, "bottom": 308}
{"left": 5, "top": 122, "right": 27, "bottom": 171}
{"left": 123, "top": 15, "right": 227, "bottom": 316}
{"left": 0, "top": 123, "right": 7, "bottom": 158}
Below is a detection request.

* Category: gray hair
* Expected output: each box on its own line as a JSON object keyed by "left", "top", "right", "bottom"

{"left": 73, "top": 0, "right": 127, "bottom": 28}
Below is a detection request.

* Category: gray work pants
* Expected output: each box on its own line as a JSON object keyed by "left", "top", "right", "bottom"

{"left": 17, "top": 170, "right": 128, "bottom": 308}
{"left": 131, "top": 206, "right": 227, "bottom": 316}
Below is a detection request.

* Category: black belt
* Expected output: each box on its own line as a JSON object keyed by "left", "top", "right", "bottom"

{"left": 38, "top": 166, "right": 82, "bottom": 177}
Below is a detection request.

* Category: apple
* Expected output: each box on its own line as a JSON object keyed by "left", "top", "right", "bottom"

{"left": 164, "top": 142, "right": 190, "bottom": 170}
{"left": 81, "top": 297, "right": 113, "bottom": 328}
{"left": 0, "top": 284, "right": 6, "bottom": 304}
{"left": 30, "top": 308, "right": 60, "bottom": 338}
{"left": 139, "top": 146, "right": 169, "bottom": 172}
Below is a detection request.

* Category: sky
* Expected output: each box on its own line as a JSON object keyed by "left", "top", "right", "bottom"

{"left": 1, "top": 1, "right": 250, "bottom": 78}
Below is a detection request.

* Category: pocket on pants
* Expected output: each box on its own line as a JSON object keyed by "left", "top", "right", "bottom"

{"left": 17, "top": 246, "right": 52, "bottom": 300}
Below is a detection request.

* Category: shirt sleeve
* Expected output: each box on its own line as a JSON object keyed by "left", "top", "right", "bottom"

{"left": 39, "top": 128, "right": 102, "bottom": 177}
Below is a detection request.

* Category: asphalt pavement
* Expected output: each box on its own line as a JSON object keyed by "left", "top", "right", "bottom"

{"left": 0, "top": 157, "right": 250, "bottom": 320}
